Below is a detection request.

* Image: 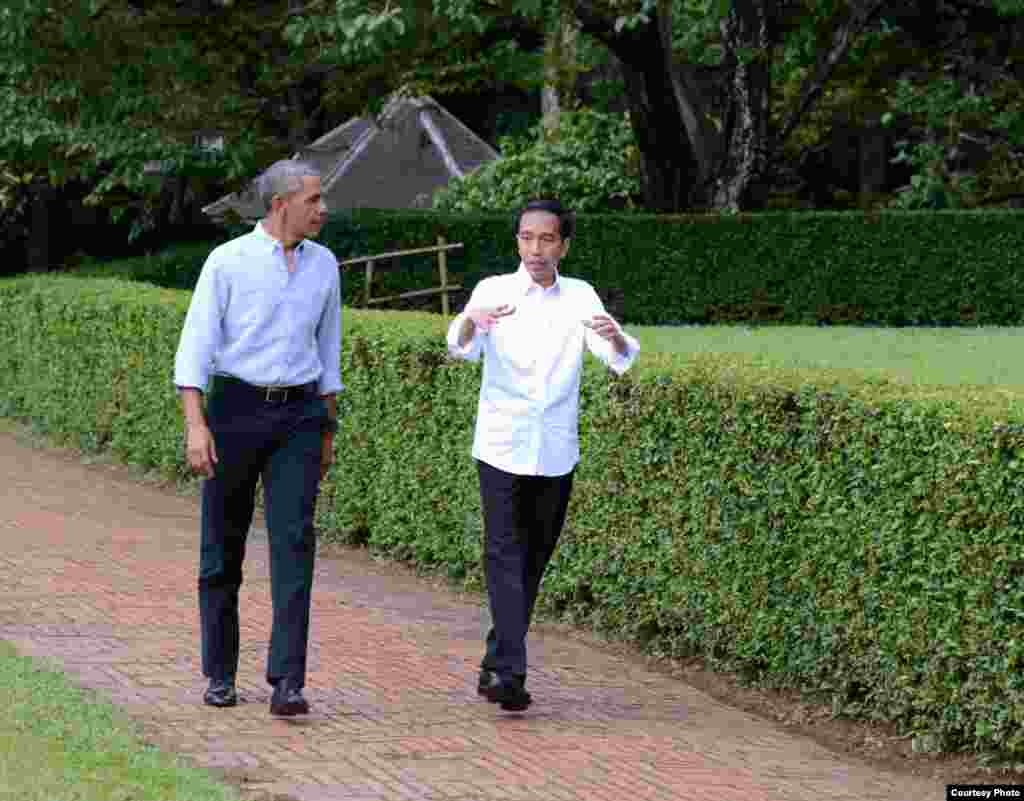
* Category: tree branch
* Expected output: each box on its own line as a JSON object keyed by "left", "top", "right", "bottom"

{"left": 776, "top": 0, "right": 886, "bottom": 147}
{"left": 284, "top": 0, "right": 326, "bottom": 19}
{"left": 573, "top": 0, "right": 649, "bottom": 54}
{"left": 657, "top": 0, "right": 718, "bottom": 181}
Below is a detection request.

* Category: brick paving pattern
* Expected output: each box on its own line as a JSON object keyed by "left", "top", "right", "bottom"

{"left": 0, "top": 431, "right": 946, "bottom": 800}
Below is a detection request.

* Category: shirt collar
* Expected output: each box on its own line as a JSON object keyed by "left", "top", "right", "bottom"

{"left": 253, "top": 221, "right": 305, "bottom": 253}
{"left": 515, "top": 263, "right": 561, "bottom": 296}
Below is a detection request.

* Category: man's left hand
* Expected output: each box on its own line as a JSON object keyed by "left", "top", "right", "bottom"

{"left": 320, "top": 432, "right": 335, "bottom": 479}
{"left": 587, "top": 314, "right": 628, "bottom": 355}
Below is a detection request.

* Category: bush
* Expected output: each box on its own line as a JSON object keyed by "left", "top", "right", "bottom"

{"left": 70, "top": 240, "right": 223, "bottom": 290}
{"left": 81, "top": 209, "right": 1024, "bottom": 328}
{"left": 433, "top": 109, "right": 642, "bottom": 214}
{"left": 3, "top": 273, "right": 1024, "bottom": 755}
{"left": 321, "top": 208, "right": 1024, "bottom": 327}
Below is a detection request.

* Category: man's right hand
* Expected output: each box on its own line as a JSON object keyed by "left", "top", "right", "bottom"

{"left": 459, "top": 305, "right": 515, "bottom": 347}
{"left": 464, "top": 305, "right": 512, "bottom": 335}
{"left": 185, "top": 422, "right": 218, "bottom": 478}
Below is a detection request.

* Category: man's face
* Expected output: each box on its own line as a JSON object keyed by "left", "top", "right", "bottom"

{"left": 517, "top": 210, "right": 570, "bottom": 288}
{"left": 278, "top": 176, "right": 327, "bottom": 241}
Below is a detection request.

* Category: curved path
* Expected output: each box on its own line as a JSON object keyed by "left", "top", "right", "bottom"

{"left": 0, "top": 430, "right": 946, "bottom": 801}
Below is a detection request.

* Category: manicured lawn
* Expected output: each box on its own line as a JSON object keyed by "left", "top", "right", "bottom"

{"left": 633, "top": 324, "right": 1024, "bottom": 389}
{"left": 0, "top": 641, "right": 238, "bottom": 801}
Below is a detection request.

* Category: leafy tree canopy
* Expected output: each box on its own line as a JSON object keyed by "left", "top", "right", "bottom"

{"left": 433, "top": 108, "right": 642, "bottom": 213}
{"left": 3, "top": 0, "right": 1023, "bottom": 222}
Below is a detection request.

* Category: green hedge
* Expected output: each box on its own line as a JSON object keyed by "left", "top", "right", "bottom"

{"left": 75, "top": 209, "right": 1024, "bottom": 327}
{"left": 4, "top": 274, "right": 1024, "bottom": 756}
{"left": 316, "top": 209, "right": 1024, "bottom": 327}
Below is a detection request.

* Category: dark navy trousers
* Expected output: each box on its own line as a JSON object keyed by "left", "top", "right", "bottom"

{"left": 477, "top": 459, "right": 574, "bottom": 682}
{"left": 198, "top": 378, "right": 327, "bottom": 688}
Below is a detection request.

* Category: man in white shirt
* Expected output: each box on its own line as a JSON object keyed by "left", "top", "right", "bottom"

{"left": 446, "top": 198, "right": 640, "bottom": 711}
{"left": 174, "top": 159, "right": 342, "bottom": 717}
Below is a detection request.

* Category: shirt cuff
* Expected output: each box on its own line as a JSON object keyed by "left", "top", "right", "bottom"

{"left": 608, "top": 333, "right": 640, "bottom": 375}
{"left": 446, "top": 313, "right": 483, "bottom": 358}
{"left": 173, "top": 372, "right": 209, "bottom": 392}
{"left": 318, "top": 379, "right": 344, "bottom": 396}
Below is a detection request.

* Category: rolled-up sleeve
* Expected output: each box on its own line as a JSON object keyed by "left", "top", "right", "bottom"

{"left": 174, "top": 255, "right": 224, "bottom": 391}
{"left": 317, "top": 263, "right": 343, "bottom": 395}
{"left": 583, "top": 289, "right": 640, "bottom": 375}
{"left": 593, "top": 329, "right": 638, "bottom": 372}
{"left": 447, "top": 281, "right": 492, "bottom": 362}
{"left": 446, "top": 311, "right": 485, "bottom": 362}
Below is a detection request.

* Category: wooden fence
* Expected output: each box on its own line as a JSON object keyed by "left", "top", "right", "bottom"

{"left": 339, "top": 237, "right": 464, "bottom": 319}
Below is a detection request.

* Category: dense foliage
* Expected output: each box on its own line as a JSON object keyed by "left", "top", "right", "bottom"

{"left": 433, "top": 109, "right": 642, "bottom": 213}
{"left": 6, "top": 0, "right": 1024, "bottom": 243}
{"left": 3, "top": 274, "right": 1024, "bottom": 756}
{"left": 88, "top": 209, "right": 1024, "bottom": 327}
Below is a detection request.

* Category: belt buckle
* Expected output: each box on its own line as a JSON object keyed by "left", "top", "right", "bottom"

{"left": 265, "top": 386, "right": 288, "bottom": 403}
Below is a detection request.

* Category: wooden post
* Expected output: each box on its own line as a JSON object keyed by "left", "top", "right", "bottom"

{"left": 365, "top": 259, "right": 375, "bottom": 307}
{"left": 437, "top": 236, "right": 449, "bottom": 319}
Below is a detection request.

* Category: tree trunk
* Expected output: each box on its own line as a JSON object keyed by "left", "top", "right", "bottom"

{"left": 711, "top": 0, "right": 774, "bottom": 211}
{"left": 542, "top": 3, "right": 578, "bottom": 139}
{"left": 573, "top": 0, "right": 884, "bottom": 212}
{"left": 657, "top": 0, "right": 722, "bottom": 197}
{"left": 575, "top": 5, "right": 700, "bottom": 211}
{"left": 618, "top": 59, "right": 696, "bottom": 211}
{"left": 27, "top": 181, "right": 56, "bottom": 273}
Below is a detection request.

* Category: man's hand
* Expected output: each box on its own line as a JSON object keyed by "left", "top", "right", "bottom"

{"left": 458, "top": 304, "right": 516, "bottom": 346}
{"left": 468, "top": 304, "right": 516, "bottom": 331}
{"left": 320, "top": 394, "right": 338, "bottom": 479}
{"left": 320, "top": 432, "right": 335, "bottom": 479}
{"left": 584, "top": 314, "right": 628, "bottom": 356}
{"left": 185, "top": 422, "right": 218, "bottom": 479}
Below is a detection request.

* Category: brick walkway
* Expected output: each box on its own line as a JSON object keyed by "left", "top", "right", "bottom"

{"left": 0, "top": 431, "right": 946, "bottom": 801}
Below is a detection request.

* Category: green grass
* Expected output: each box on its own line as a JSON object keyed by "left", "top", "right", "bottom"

{"left": 633, "top": 324, "right": 1024, "bottom": 389}
{"left": 0, "top": 641, "right": 239, "bottom": 801}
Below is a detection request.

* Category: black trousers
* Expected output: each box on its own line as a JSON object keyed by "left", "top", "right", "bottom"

{"left": 477, "top": 459, "right": 574, "bottom": 681}
{"left": 198, "top": 378, "right": 327, "bottom": 688}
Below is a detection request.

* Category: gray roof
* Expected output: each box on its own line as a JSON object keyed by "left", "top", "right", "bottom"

{"left": 203, "top": 95, "right": 499, "bottom": 222}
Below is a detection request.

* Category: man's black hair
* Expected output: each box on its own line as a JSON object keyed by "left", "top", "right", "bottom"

{"left": 514, "top": 199, "right": 575, "bottom": 240}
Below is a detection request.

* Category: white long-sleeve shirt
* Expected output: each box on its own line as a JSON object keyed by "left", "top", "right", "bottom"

{"left": 447, "top": 265, "right": 640, "bottom": 477}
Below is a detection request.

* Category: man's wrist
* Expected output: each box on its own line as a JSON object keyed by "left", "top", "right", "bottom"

{"left": 458, "top": 315, "right": 477, "bottom": 347}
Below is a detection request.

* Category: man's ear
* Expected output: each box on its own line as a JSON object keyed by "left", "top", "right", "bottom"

{"left": 560, "top": 238, "right": 571, "bottom": 259}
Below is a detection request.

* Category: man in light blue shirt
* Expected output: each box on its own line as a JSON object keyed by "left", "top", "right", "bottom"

{"left": 174, "top": 159, "right": 342, "bottom": 717}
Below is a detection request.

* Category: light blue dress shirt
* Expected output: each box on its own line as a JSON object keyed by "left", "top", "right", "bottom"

{"left": 174, "top": 223, "right": 343, "bottom": 395}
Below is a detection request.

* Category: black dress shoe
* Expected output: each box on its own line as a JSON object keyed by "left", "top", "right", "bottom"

{"left": 203, "top": 679, "right": 237, "bottom": 708}
{"left": 480, "top": 672, "right": 531, "bottom": 711}
{"left": 270, "top": 678, "right": 309, "bottom": 716}
{"left": 478, "top": 669, "right": 527, "bottom": 701}
{"left": 478, "top": 669, "right": 497, "bottom": 700}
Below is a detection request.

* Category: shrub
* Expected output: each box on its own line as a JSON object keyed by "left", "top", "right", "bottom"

{"left": 433, "top": 109, "right": 642, "bottom": 214}
{"left": 77, "top": 209, "right": 1024, "bottom": 328}
{"left": 3, "top": 274, "right": 1024, "bottom": 755}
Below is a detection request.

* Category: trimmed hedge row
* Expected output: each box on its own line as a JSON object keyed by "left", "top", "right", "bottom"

{"left": 4, "top": 274, "right": 1024, "bottom": 755}
{"left": 77, "top": 209, "right": 1024, "bottom": 327}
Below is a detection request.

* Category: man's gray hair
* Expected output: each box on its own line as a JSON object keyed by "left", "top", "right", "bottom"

{"left": 257, "top": 159, "right": 321, "bottom": 212}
